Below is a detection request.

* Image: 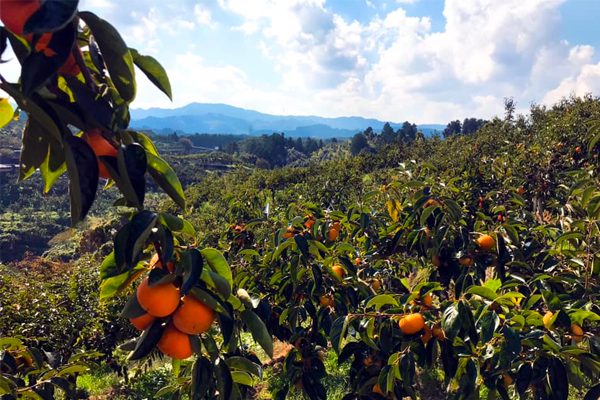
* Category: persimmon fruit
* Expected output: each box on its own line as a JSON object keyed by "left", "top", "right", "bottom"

{"left": 172, "top": 295, "right": 215, "bottom": 335}
{"left": 476, "top": 234, "right": 495, "bottom": 251}
{"left": 331, "top": 264, "right": 345, "bottom": 279}
{"left": 157, "top": 324, "right": 193, "bottom": 360}
{"left": 129, "top": 313, "right": 155, "bottom": 331}
{"left": 83, "top": 129, "right": 118, "bottom": 179}
{"left": 398, "top": 313, "right": 425, "bottom": 335}
{"left": 136, "top": 277, "right": 180, "bottom": 318}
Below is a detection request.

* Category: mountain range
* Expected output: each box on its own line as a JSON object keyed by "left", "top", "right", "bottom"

{"left": 130, "top": 103, "right": 444, "bottom": 138}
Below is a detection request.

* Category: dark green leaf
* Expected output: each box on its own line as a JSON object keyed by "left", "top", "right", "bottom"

{"left": 516, "top": 362, "right": 532, "bottom": 398}
{"left": 181, "top": 249, "right": 203, "bottom": 296}
{"left": 548, "top": 357, "right": 568, "bottom": 400}
{"left": 18, "top": 118, "right": 52, "bottom": 181}
{"left": 128, "top": 318, "right": 164, "bottom": 361}
{"left": 79, "top": 11, "right": 136, "bottom": 102}
{"left": 147, "top": 152, "right": 186, "bottom": 209}
{"left": 584, "top": 384, "right": 600, "bottom": 400}
{"left": 442, "top": 303, "right": 461, "bottom": 339}
{"left": 191, "top": 356, "right": 212, "bottom": 400}
{"left": 225, "top": 357, "right": 262, "bottom": 379}
{"left": 201, "top": 248, "right": 233, "bottom": 287}
{"left": 63, "top": 76, "right": 113, "bottom": 129}
{"left": 64, "top": 135, "right": 98, "bottom": 225}
{"left": 241, "top": 310, "right": 273, "bottom": 358}
{"left": 120, "top": 293, "right": 146, "bottom": 319}
{"left": 125, "top": 210, "right": 158, "bottom": 269}
{"left": 189, "top": 288, "right": 230, "bottom": 317}
{"left": 130, "top": 48, "right": 172, "bottom": 100}
{"left": 215, "top": 358, "right": 233, "bottom": 400}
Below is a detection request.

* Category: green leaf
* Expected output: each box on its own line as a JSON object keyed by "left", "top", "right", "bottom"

{"left": 189, "top": 288, "right": 231, "bottom": 318}
{"left": 180, "top": 249, "right": 203, "bottom": 296}
{"left": 0, "top": 82, "right": 61, "bottom": 141}
{"left": 191, "top": 356, "right": 212, "bottom": 400}
{"left": 147, "top": 152, "right": 186, "bottom": 209}
{"left": 64, "top": 135, "right": 99, "bottom": 225}
{"left": 79, "top": 11, "right": 136, "bottom": 102}
{"left": 123, "top": 211, "right": 158, "bottom": 269}
{"left": 23, "top": 0, "right": 78, "bottom": 34}
{"left": 18, "top": 118, "right": 51, "bottom": 181}
{"left": 159, "top": 213, "right": 196, "bottom": 237}
{"left": 365, "top": 294, "right": 399, "bottom": 310}
{"left": 0, "top": 98, "right": 13, "bottom": 128}
{"left": 241, "top": 310, "right": 273, "bottom": 358}
{"left": 120, "top": 293, "right": 146, "bottom": 319}
{"left": 548, "top": 357, "right": 569, "bottom": 400}
{"left": 442, "top": 303, "right": 461, "bottom": 339}
{"left": 128, "top": 318, "right": 165, "bottom": 361}
{"left": 215, "top": 358, "right": 234, "bottom": 400}
{"left": 201, "top": 248, "right": 233, "bottom": 287}
{"left": 99, "top": 267, "right": 143, "bottom": 299}
{"left": 201, "top": 270, "right": 231, "bottom": 299}
{"left": 130, "top": 48, "right": 172, "bottom": 100}
{"left": 39, "top": 135, "right": 67, "bottom": 193}
{"left": 225, "top": 357, "right": 263, "bottom": 379}
{"left": 466, "top": 286, "right": 498, "bottom": 301}
{"left": 231, "top": 371, "right": 253, "bottom": 386}
{"left": 330, "top": 315, "right": 350, "bottom": 353}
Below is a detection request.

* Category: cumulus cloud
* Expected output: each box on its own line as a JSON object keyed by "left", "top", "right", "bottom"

{"left": 3, "top": 0, "right": 599, "bottom": 122}
{"left": 217, "top": 0, "right": 600, "bottom": 122}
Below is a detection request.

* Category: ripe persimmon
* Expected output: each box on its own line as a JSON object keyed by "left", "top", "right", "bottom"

{"left": 157, "top": 324, "right": 193, "bottom": 360}
{"left": 516, "top": 187, "right": 525, "bottom": 195}
{"left": 129, "top": 313, "right": 155, "bottom": 331}
{"left": 331, "top": 264, "right": 345, "bottom": 279}
{"left": 83, "top": 129, "right": 118, "bottom": 179}
{"left": 0, "top": 0, "right": 40, "bottom": 36}
{"left": 371, "top": 279, "right": 382, "bottom": 291}
{"left": 136, "top": 277, "right": 180, "bottom": 317}
{"left": 327, "top": 227, "right": 339, "bottom": 241}
{"left": 431, "top": 255, "right": 441, "bottom": 267}
{"left": 571, "top": 324, "right": 584, "bottom": 342}
{"left": 476, "top": 234, "right": 495, "bottom": 251}
{"left": 372, "top": 383, "right": 385, "bottom": 396}
{"left": 423, "top": 198, "right": 440, "bottom": 208}
{"left": 319, "top": 294, "right": 334, "bottom": 308}
{"left": 432, "top": 324, "right": 446, "bottom": 341}
{"left": 172, "top": 295, "right": 215, "bottom": 335}
{"left": 304, "top": 215, "right": 315, "bottom": 229}
{"left": 422, "top": 293, "right": 433, "bottom": 308}
{"left": 421, "top": 324, "right": 432, "bottom": 344}
{"left": 459, "top": 256, "right": 473, "bottom": 266}
{"left": 398, "top": 313, "right": 425, "bottom": 335}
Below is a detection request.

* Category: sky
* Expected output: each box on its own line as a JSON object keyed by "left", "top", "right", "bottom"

{"left": 4, "top": 0, "right": 600, "bottom": 123}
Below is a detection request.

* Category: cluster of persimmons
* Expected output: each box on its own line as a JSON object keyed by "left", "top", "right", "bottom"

{"left": 129, "top": 255, "right": 216, "bottom": 359}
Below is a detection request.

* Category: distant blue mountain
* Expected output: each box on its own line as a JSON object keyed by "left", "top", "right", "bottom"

{"left": 130, "top": 103, "right": 444, "bottom": 138}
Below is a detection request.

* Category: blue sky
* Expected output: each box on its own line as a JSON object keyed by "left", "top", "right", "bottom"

{"left": 5, "top": 0, "right": 600, "bottom": 123}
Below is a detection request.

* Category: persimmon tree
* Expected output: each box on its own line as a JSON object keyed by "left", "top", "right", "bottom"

{"left": 0, "top": 1, "right": 270, "bottom": 398}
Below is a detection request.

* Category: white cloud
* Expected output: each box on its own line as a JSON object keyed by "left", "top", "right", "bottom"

{"left": 4, "top": 0, "right": 600, "bottom": 123}
{"left": 217, "top": 0, "right": 600, "bottom": 122}
{"left": 194, "top": 5, "right": 217, "bottom": 28}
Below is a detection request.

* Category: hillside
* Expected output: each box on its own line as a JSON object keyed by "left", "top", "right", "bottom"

{"left": 130, "top": 102, "right": 444, "bottom": 137}
{"left": 1, "top": 96, "right": 599, "bottom": 400}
